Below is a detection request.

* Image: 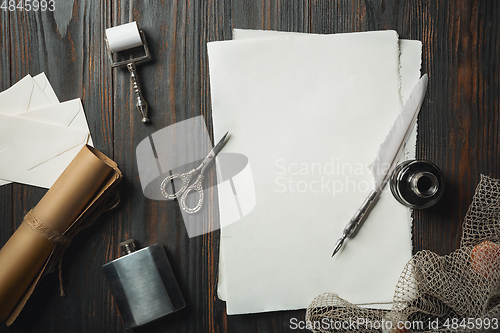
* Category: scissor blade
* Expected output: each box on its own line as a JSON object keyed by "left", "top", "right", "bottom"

{"left": 196, "top": 132, "right": 230, "bottom": 172}
{"left": 211, "top": 131, "right": 230, "bottom": 156}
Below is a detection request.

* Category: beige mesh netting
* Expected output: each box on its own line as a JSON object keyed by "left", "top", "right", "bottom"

{"left": 306, "top": 175, "right": 500, "bottom": 332}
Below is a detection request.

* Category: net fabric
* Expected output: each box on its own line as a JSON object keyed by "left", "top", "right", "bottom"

{"left": 306, "top": 175, "right": 500, "bottom": 332}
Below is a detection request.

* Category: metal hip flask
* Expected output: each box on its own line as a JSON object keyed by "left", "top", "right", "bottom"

{"left": 103, "top": 240, "right": 185, "bottom": 329}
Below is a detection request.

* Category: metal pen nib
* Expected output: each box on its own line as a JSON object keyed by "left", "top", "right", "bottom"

{"left": 331, "top": 190, "right": 379, "bottom": 258}
{"left": 331, "top": 236, "right": 346, "bottom": 257}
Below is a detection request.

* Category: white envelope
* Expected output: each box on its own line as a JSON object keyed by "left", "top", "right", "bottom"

{"left": 0, "top": 74, "right": 55, "bottom": 186}
{"left": 0, "top": 74, "right": 93, "bottom": 188}
{"left": 0, "top": 112, "right": 87, "bottom": 165}
{"left": 32, "top": 72, "right": 60, "bottom": 105}
{"left": 0, "top": 74, "right": 53, "bottom": 116}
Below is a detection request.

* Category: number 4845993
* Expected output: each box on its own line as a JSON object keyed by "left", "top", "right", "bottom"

{"left": 1, "top": 0, "right": 55, "bottom": 11}
{"left": 442, "top": 318, "right": 499, "bottom": 330}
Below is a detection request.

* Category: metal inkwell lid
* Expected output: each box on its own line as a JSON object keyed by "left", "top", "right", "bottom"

{"left": 103, "top": 239, "right": 185, "bottom": 329}
{"left": 390, "top": 159, "right": 445, "bottom": 209}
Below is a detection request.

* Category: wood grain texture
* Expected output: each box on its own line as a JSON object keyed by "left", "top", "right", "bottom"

{"left": 1, "top": 1, "right": 499, "bottom": 332}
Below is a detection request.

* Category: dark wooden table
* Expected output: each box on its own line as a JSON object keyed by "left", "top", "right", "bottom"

{"left": 1, "top": 1, "right": 499, "bottom": 332}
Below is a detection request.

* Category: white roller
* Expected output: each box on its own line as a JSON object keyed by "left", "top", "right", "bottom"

{"left": 105, "top": 21, "right": 143, "bottom": 53}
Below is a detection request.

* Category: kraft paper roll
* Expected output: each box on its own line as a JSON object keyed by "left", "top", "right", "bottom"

{"left": 0, "top": 145, "right": 122, "bottom": 325}
{"left": 105, "top": 21, "right": 143, "bottom": 53}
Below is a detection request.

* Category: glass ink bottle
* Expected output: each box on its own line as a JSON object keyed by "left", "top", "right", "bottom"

{"left": 390, "top": 160, "right": 444, "bottom": 209}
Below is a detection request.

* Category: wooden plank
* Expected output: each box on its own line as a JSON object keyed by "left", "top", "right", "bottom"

{"left": 109, "top": 0, "right": 232, "bottom": 332}
{"left": 414, "top": 0, "right": 500, "bottom": 255}
{"left": 0, "top": 1, "right": 499, "bottom": 332}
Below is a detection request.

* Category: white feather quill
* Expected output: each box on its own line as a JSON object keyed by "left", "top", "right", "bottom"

{"left": 371, "top": 73, "right": 428, "bottom": 189}
{"left": 332, "top": 74, "right": 428, "bottom": 257}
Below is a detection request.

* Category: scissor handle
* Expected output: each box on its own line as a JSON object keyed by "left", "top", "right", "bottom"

{"left": 180, "top": 175, "right": 204, "bottom": 214}
{"left": 160, "top": 169, "right": 196, "bottom": 200}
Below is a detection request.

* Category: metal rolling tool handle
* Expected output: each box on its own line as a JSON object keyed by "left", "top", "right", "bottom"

{"left": 127, "top": 63, "right": 149, "bottom": 123}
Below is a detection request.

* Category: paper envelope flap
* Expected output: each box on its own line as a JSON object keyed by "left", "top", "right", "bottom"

{"left": 0, "top": 75, "right": 53, "bottom": 116}
{"left": 0, "top": 75, "right": 35, "bottom": 116}
{"left": 0, "top": 98, "right": 92, "bottom": 189}
{"left": 32, "top": 73, "right": 60, "bottom": 104}
{"left": 0, "top": 113, "right": 88, "bottom": 170}
{"left": 0, "top": 147, "right": 65, "bottom": 188}
{"left": 16, "top": 99, "right": 82, "bottom": 127}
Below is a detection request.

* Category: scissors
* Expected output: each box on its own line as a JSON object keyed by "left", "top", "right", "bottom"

{"left": 160, "top": 132, "right": 229, "bottom": 214}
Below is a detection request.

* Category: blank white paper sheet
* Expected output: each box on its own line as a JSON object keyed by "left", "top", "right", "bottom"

{"left": 208, "top": 30, "right": 421, "bottom": 315}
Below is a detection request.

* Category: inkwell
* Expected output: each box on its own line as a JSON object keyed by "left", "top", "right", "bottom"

{"left": 390, "top": 160, "right": 444, "bottom": 209}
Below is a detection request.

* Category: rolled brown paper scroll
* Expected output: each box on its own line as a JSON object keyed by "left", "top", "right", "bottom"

{"left": 0, "top": 145, "right": 122, "bottom": 325}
